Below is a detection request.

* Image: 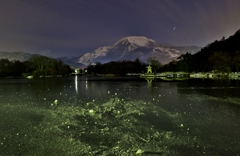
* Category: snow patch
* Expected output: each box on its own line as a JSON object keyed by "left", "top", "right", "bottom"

{"left": 114, "top": 36, "right": 156, "bottom": 47}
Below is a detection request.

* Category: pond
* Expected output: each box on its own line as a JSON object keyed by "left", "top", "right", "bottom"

{"left": 0, "top": 76, "right": 240, "bottom": 155}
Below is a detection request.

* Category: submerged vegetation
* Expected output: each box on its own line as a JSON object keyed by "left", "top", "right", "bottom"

{"left": 1, "top": 88, "right": 240, "bottom": 155}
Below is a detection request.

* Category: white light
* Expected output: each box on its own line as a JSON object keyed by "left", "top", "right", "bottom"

{"left": 54, "top": 100, "right": 58, "bottom": 104}
{"left": 75, "top": 75, "right": 78, "bottom": 94}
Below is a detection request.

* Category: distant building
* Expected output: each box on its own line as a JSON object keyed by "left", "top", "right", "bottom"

{"left": 70, "top": 67, "right": 81, "bottom": 75}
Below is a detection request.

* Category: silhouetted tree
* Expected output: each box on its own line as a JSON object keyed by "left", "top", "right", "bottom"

{"left": 232, "top": 50, "right": 240, "bottom": 72}
{"left": 208, "top": 51, "right": 231, "bottom": 73}
{"left": 176, "top": 52, "right": 193, "bottom": 72}
{"left": 147, "top": 56, "right": 162, "bottom": 73}
{"left": 0, "top": 59, "right": 12, "bottom": 76}
{"left": 11, "top": 60, "right": 25, "bottom": 76}
{"left": 26, "top": 55, "right": 71, "bottom": 77}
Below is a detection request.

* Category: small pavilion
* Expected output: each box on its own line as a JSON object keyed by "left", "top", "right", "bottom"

{"left": 146, "top": 65, "right": 152, "bottom": 74}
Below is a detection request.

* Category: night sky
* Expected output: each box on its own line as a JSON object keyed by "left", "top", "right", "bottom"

{"left": 1, "top": 0, "right": 240, "bottom": 57}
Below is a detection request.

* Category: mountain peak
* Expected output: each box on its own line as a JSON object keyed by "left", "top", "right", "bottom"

{"left": 114, "top": 36, "right": 156, "bottom": 47}
{"left": 71, "top": 36, "right": 201, "bottom": 66}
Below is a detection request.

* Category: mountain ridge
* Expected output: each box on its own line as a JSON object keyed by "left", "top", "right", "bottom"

{"left": 0, "top": 36, "right": 201, "bottom": 68}
{"left": 0, "top": 52, "right": 34, "bottom": 62}
{"left": 74, "top": 36, "right": 201, "bottom": 66}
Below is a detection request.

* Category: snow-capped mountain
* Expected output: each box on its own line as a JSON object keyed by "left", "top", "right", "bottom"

{"left": 75, "top": 36, "right": 201, "bottom": 65}
{"left": 0, "top": 52, "right": 33, "bottom": 62}
{"left": 56, "top": 56, "right": 86, "bottom": 68}
{"left": 1, "top": 37, "right": 201, "bottom": 68}
{"left": 77, "top": 46, "right": 111, "bottom": 65}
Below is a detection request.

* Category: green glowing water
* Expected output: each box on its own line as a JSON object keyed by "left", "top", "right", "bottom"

{"left": 0, "top": 77, "right": 240, "bottom": 155}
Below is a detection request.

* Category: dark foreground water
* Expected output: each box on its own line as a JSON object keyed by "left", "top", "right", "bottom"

{"left": 0, "top": 76, "right": 240, "bottom": 156}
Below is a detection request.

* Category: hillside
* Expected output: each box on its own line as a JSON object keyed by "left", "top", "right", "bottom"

{"left": 192, "top": 29, "right": 240, "bottom": 72}
{"left": 162, "top": 29, "right": 240, "bottom": 73}
{"left": 0, "top": 52, "right": 33, "bottom": 62}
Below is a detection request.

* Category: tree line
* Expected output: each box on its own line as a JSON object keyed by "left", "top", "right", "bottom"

{"left": 0, "top": 55, "right": 72, "bottom": 77}
{"left": 2, "top": 29, "right": 240, "bottom": 77}
{"left": 163, "top": 29, "right": 240, "bottom": 73}
{"left": 86, "top": 58, "right": 146, "bottom": 75}
{"left": 86, "top": 57, "right": 162, "bottom": 75}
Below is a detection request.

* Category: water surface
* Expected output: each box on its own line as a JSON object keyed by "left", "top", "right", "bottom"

{"left": 0, "top": 76, "right": 240, "bottom": 155}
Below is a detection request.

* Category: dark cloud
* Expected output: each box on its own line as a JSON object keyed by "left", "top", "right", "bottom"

{"left": 0, "top": 0, "right": 240, "bottom": 57}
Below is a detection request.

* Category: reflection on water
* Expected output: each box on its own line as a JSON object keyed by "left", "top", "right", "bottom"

{"left": 75, "top": 75, "right": 78, "bottom": 94}
{"left": 85, "top": 80, "right": 88, "bottom": 90}
{"left": 0, "top": 76, "right": 240, "bottom": 155}
{"left": 144, "top": 77, "right": 154, "bottom": 88}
